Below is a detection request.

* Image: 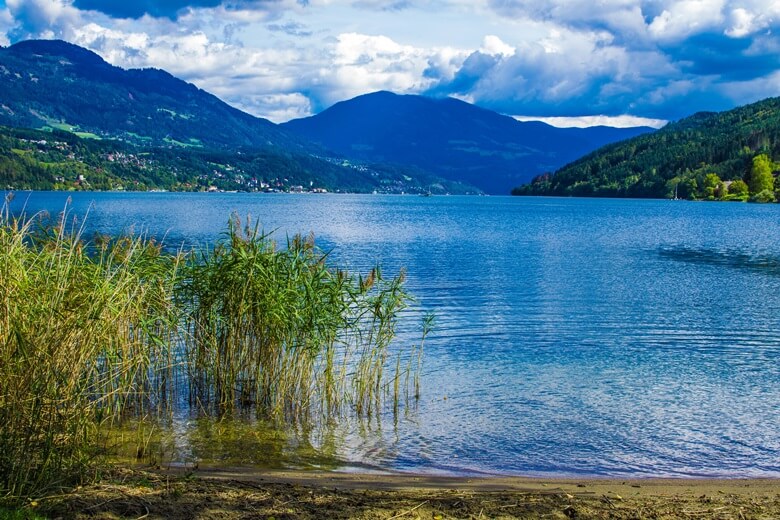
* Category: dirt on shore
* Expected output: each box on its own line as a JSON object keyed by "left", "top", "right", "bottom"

{"left": 41, "top": 466, "right": 780, "bottom": 519}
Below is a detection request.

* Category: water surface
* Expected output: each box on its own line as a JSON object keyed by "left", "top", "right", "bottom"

{"left": 8, "top": 192, "right": 780, "bottom": 478}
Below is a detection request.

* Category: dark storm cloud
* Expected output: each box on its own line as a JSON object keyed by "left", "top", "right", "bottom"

{"left": 667, "top": 33, "right": 780, "bottom": 83}
{"left": 72, "top": 0, "right": 222, "bottom": 19}
{"left": 71, "top": 0, "right": 311, "bottom": 20}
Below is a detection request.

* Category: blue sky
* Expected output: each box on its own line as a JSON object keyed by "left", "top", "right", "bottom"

{"left": 1, "top": 0, "right": 779, "bottom": 127}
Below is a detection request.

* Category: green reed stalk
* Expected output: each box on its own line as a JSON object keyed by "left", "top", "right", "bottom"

{"left": 0, "top": 201, "right": 182, "bottom": 500}
{"left": 1, "top": 206, "right": 423, "bottom": 504}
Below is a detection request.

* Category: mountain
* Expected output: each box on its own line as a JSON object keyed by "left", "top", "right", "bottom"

{"left": 0, "top": 124, "right": 476, "bottom": 194}
{"left": 0, "top": 40, "right": 479, "bottom": 194}
{"left": 512, "top": 97, "right": 780, "bottom": 199}
{"left": 282, "top": 91, "right": 654, "bottom": 194}
{"left": 0, "top": 39, "right": 300, "bottom": 150}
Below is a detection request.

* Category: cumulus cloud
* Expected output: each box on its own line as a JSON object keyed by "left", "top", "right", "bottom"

{"left": 487, "top": 0, "right": 649, "bottom": 43}
{"left": 513, "top": 114, "right": 667, "bottom": 128}
{"left": 480, "top": 35, "right": 514, "bottom": 57}
{"left": 0, "top": 8, "right": 14, "bottom": 45}
{"left": 5, "top": 0, "right": 83, "bottom": 40}
{"left": 317, "top": 32, "right": 463, "bottom": 103}
{"left": 428, "top": 25, "right": 663, "bottom": 117}
{"left": 233, "top": 92, "right": 314, "bottom": 122}
{"left": 3, "top": 0, "right": 780, "bottom": 123}
{"left": 647, "top": 0, "right": 726, "bottom": 41}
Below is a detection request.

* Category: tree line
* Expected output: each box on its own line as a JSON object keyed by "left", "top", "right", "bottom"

{"left": 513, "top": 97, "right": 780, "bottom": 202}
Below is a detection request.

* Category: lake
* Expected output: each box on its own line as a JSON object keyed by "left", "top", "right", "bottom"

{"left": 6, "top": 191, "right": 780, "bottom": 478}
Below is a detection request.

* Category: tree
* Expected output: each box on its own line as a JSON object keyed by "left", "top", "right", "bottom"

{"left": 751, "top": 189, "right": 776, "bottom": 203}
{"left": 715, "top": 181, "right": 728, "bottom": 199}
{"left": 702, "top": 173, "right": 721, "bottom": 199}
{"left": 679, "top": 177, "right": 699, "bottom": 200}
{"left": 728, "top": 179, "right": 749, "bottom": 200}
{"left": 747, "top": 154, "right": 774, "bottom": 195}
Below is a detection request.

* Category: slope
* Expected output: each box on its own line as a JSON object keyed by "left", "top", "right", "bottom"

{"left": 0, "top": 39, "right": 300, "bottom": 150}
{"left": 0, "top": 124, "right": 475, "bottom": 194}
{"left": 513, "top": 97, "right": 780, "bottom": 198}
{"left": 282, "top": 91, "right": 653, "bottom": 194}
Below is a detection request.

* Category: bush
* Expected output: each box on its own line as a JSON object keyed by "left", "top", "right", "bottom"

{"left": 749, "top": 189, "right": 776, "bottom": 203}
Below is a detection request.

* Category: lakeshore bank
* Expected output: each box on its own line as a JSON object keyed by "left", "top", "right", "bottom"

{"left": 42, "top": 467, "right": 780, "bottom": 519}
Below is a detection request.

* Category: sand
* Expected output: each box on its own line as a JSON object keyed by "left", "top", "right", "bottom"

{"left": 40, "top": 466, "right": 780, "bottom": 519}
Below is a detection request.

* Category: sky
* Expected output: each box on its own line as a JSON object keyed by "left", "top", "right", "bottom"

{"left": 1, "top": 1, "right": 779, "bottom": 127}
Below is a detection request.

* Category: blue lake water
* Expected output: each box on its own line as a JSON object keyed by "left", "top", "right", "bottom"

{"left": 6, "top": 191, "right": 780, "bottom": 478}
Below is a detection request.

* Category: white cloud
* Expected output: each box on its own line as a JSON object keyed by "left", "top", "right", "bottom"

{"left": 513, "top": 114, "right": 667, "bottom": 128}
{"left": 480, "top": 34, "right": 514, "bottom": 57}
{"left": 0, "top": 8, "right": 13, "bottom": 45}
{"left": 320, "top": 32, "right": 465, "bottom": 103}
{"left": 233, "top": 92, "right": 314, "bottom": 123}
{"left": 487, "top": 0, "right": 649, "bottom": 43}
{"left": 462, "top": 26, "right": 640, "bottom": 105}
{"left": 60, "top": 15, "right": 469, "bottom": 121}
{"left": 5, "top": 0, "right": 84, "bottom": 39}
{"left": 647, "top": 0, "right": 726, "bottom": 41}
{"left": 718, "top": 69, "right": 780, "bottom": 100}
{"left": 4, "top": 0, "right": 780, "bottom": 124}
{"left": 725, "top": 8, "right": 758, "bottom": 38}
{"left": 723, "top": 2, "right": 780, "bottom": 38}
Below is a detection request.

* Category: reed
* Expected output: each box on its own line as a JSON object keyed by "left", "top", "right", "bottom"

{"left": 0, "top": 205, "right": 421, "bottom": 503}
{"left": 182, "top": 215, "right": 414, "bottom": 418}
{"left": 0, "top": 199, "right": 183, "bottom": 499}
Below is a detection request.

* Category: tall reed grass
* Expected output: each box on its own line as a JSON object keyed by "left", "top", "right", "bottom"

{"left": 182, "top": 217, "right": 415, "bottom": 419}
{"left": 0, "top": 201, "right": 421, "bottom": 502}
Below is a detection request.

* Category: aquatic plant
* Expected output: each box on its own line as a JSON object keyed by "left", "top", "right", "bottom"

{"left": 0, "top": 198, "right": 182, "bottom": 499}
{"left": 0, "top": 202, "right": 420, "bottom": 502}
{"left": 182, "top": 216, "right": 414, "bottom": 418}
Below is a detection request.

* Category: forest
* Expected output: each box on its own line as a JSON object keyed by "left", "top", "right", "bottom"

{"left": 513, "top": 97, "right": 780, "bottom": 201}
{"left": 0, "top": 125, "right": 462, "bottom": 194}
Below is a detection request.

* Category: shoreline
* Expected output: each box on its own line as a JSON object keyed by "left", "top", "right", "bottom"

{"left": 44, "top": 466, "right": 780, "bottom": 519}
{"left": 177, "top": 467, "right": 780, "bottom": 494}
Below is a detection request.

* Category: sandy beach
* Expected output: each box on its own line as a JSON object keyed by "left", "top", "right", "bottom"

{"left": 43, "top": 466, "right": 780, "bottom": 519}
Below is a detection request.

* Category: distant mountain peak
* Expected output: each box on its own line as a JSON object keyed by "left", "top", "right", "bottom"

{"left": 283, "top": 91, "right": 654, "bottom": 194}
{"left": 8, "top": 39, "right": 108, "bottom": 67}
{"left": 0, "top": 39, "right": 300, "bottom": 149}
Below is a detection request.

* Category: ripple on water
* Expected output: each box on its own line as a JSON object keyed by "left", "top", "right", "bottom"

{"left": 8, "top": 193, "right": 780, "bottom": 477}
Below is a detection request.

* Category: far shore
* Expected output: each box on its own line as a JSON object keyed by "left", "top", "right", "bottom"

{"left": 43, "top": 465, "right": 780, "bottom": 519}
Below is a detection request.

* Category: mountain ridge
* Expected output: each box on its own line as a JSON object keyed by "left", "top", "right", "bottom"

{"left": 513, "top": 96, "right": 780, "bottom": 199}
{"left": 282, "top": 91, "right": 654, "bottom": 194}
{"left": 1, "top": 39, "right": 655, "bottom": 195}
{"left": 0, "top": 39, "right": 299, "bottom": 150}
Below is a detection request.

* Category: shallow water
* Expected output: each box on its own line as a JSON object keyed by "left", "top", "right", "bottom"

{"left": 8, "top": 192, "right": 780, "bottom": 477}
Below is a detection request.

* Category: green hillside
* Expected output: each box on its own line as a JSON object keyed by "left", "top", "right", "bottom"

{"left": 513, "top": 97, "right": 780, "bottom": 201}
{"left": 0, "top": 125, "right": 473, "bottom": 193}
{"left": 0, "top": 39, "right": 302, "bottom": 151}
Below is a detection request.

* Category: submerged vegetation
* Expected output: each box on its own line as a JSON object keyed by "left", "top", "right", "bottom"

{"left": 0, "top": 195, "right": 425, "bottom": 503}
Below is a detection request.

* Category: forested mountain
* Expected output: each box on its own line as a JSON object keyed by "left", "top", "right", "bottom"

{"left": 0, "top": 39, "right": 304, "bottom": 150}
{"left": 513, "top": 97, "right": 780, "bottom": 200}
{"left": 0, "top": 40, "right": 477, "bottom": 194}
{"left": 0, "top": 125, "right": 475, "bottom": 194}
{"left": 282, "top": 91, "right": 653, "bottom": 194}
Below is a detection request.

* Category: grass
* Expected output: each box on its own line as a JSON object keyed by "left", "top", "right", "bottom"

{"left": 0, "top": 196, "right": 422, "bottom": 504}
{"left": 0, "top": 507, "right": 46, "bottom": 520}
